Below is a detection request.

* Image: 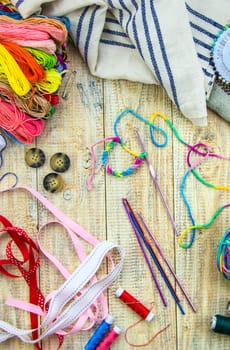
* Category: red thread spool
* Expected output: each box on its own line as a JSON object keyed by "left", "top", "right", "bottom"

{"left": 115, "top": 287, "right": 154, "bottom": 322}
{"left": 95, "top": 326, "right": 121, "bottom": 350}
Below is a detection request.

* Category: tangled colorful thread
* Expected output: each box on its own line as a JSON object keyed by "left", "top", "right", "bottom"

{"left": 216, "top": 228, "right": 230, "bottom": 279}
{"left": 113, "top": 109, "right": 229, "bottom": 248}
{"left": 102, "top": 136, "right": 147, "bottom": 177}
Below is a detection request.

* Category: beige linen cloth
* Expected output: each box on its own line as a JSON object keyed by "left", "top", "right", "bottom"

{"left": 11, "top": 0, "right": 230, "bottom": 125}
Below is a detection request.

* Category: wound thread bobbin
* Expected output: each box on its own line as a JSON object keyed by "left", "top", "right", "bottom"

{"left": 115, "top": 287, "right": 154, "bottom": 322}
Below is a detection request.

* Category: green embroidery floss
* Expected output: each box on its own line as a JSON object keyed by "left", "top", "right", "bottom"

{"left": 211, "top": 314, "right": 230, "bottom": 336}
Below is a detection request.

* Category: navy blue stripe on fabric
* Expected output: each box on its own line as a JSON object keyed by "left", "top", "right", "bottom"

{"left": 103, "top": 29, "right": 128, "bottom": 38}
{"left": 106, "top": 17, "right": 120, "bottom": 25}
{"left": 141, "top": 1, "right": 162, "bottom": 85}
{"left": 186, "top": 3, "right": 224, "bottom": 30}
{"left": 119, "top": 9, "right": 124, "bottom": 26}
{"left": 131, "top": 0, "right": 138, "bottom": 11}
{"left": 100, "top": 39, "right": 135, "bottom": 49}
{"left": 119, "top": 0, "right": 132, "bottom": 33}
{"left": 197, "top": 53, "right": 210, "bottom": 62}
{"left": 190, "top": 22, "right": 216, "bottom": 39}
{"left": 107, "top": 0, "right": 115, "bottom": 8}
{"left": 130, "top": 0, "right": 144, "bottom": 58}
{"left": 193, "top": 37, "right": 212, "bottom": 50}
{"left": 150, "top": 0, "right": 179, "bottom": 107}
{"left": 202, "top": 68, "right": 213, "bottom": 78}
{"left": 76, "top": 6, "right": 90, "bottom": 47}
{"left": 15, "top": 0, "right": 24, "bottom": 7}
{"left": 84, "top": 6, "right": 99, "bottom": 65}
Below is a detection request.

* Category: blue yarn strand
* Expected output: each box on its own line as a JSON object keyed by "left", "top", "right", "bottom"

{"left": 180, "top": 170, "right": 196, "bottom": 248}
{"left": 113, "top": 109, "right": 168, "bottom": 148}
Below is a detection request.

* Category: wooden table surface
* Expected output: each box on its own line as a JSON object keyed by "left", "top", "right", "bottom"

{"left": 0, "top": 45, "right": 230, "bottom": 350}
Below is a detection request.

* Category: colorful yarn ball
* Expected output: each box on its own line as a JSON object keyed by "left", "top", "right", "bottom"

{"left": 216, "top": 228, "right": 230, "bottom": 279}
{"left": 102, "top": 136, "right": 147, "bottom": 177}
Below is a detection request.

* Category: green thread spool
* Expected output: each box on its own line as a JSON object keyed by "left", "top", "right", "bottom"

{"left": 211, "top": 314, "right": 230, "bottom": 335}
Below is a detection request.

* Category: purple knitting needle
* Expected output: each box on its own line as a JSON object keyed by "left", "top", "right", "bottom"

{"left": 122, "top": 198, "right": 168, "bottom": 307}
{"left": 138, "top": 212, "right": 197, "bottom": 313}
{"left": 134, "top": 128, "right": 180, "bottom": 236}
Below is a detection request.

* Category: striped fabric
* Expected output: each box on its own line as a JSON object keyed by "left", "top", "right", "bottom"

{"left": 10, "top": 0, "right": 230, "bottom": 125}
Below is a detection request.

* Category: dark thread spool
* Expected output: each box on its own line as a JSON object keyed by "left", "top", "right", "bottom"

{"left": 115, "top": 287, "right": 154, "bottom": 322}
{"left": 211, "top": 314, "right": 230, "bottom": 336}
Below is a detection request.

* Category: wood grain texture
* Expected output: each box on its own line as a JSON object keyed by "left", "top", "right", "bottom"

{"left": 0, "top": 45, "right": 229, "bottom": 349}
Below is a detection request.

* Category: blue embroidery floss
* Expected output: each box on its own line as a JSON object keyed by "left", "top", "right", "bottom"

{"left": 211, "top": 314, "right": 230, "bottom": 336}
{"left": 84, "top": 314, "right": 114, "bottom": 350}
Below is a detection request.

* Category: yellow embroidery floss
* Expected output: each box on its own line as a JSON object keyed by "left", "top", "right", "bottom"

{"left": 35, "top": 68, "right": 62, "bottom": 94}
{"left": 0, "top": 43, "right": 31, "bottom": 96}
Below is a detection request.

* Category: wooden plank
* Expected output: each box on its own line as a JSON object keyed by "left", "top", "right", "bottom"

{"left": 0, "top": 137, "right": 38, "bottom": 349}
{"left": 173, "top": 106, "right": 230, "bottom": 350}
{"left": 0, "top": 43, "right": 229, "bottom": 350}
{"left": 103, "top": 81, "right": 177, "bottom": 349}
{"left": 36, "top": 48, "right": 106, "bottom": 349}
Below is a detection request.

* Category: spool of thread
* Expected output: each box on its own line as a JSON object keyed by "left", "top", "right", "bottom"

{"left": 84, "top": 315, "right": 114, "bottom": 350}
{"left": 211, "top": 314, "right": 230, "bottom": 335}
{"left": 115, "top": 287, "right": 154, "bottom": 322}
{"left": 95, "top": 326, "right": 121, "bottom": 350}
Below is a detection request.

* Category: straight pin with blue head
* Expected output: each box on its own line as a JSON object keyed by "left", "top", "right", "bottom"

{"left": 84, "top": 314, "right": 114, "bottom": 350}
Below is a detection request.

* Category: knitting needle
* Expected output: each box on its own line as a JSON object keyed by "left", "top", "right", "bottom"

{"left": 122, "top": 198, "right": 168, "bottom": 307}
{"left": 134, "top": 128, "right": 180, "bottom": 236}
{"left": 138, "top": 212, "right": 197, "bottom": 313}
{"left": 123, "top": 198, "right": 185, "bottom": 315}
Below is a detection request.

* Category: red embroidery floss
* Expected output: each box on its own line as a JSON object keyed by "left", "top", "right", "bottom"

{"left": 115, "top": 287, "right": 154, "bottom": 322}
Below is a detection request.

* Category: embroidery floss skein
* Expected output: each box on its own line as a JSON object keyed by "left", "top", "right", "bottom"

{"left": 0, "top": 13, "right": 68, "bottom": 144}
{"left": 115, "top": 288, "right": 154, "bottom": 322}
{"left": 0, "top": 41, "right": 45, "bottom": 83}
{"left": 0, "top": 1, "right": 22, "bottom": 19}
{"left": 0, "top": 15, "right": 68, "bottom": 45}
{"left": 0, "top": 42, "right": 31, "bottom": 96}
{"left": 84, "top": 315, "right": 114, "bottom": 350}
{"left": 0, "top": 99, "right": 44, "bottom": 144}
{"left": 0, "top": 80, "right": 51, "bottom": 119}
{"left": 25, "top": 47, "right": 57, "bottom": 70}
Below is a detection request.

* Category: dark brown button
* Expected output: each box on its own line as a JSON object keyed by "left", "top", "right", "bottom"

{"left": 43, "top": 173, "right": 64, "bottom": 193}
{"left": 50, "top": 152, "right": 70, "bottom": 173}
{"left": 25, "top": 148, "right": 46, "bottom": 168}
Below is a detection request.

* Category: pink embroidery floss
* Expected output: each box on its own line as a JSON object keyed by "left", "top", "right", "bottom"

{"left": 0, "top": 99, "right": 44, "bottom": 144}
{"left": 95, "top": 326, "right": 121, "bottom": 350}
